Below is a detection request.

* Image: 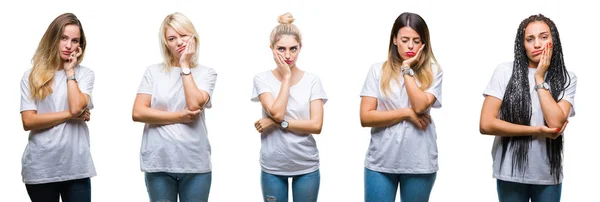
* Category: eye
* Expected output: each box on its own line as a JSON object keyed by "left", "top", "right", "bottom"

{"left": 542, "top": 36, "right": 549, "bottom": 40}
{"left": 291, "top": 47, "right": 297, "bottom": 51}
{"left": 414, "top": 40, "right": 421, "bottom": 44}
{"left": 73, "top": 39, "right": 80, "bottom": 44}
{"left": 61, "top": 36, "right": 68, "bottom": 40}
{"left": 526, "top": 38, "right": 533, "bottom": 43}
{"left": 168, "top": 37, "right": 174, "bottom": 42}
{"left": 401, "top": 40, "right": 408, "bottom": 43}
{"left": 278, "top": 47, "right": 285, "bottom": 51}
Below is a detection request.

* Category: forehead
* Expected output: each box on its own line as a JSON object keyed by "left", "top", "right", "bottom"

{"left": 524, "top": 21, "right": 550, "bottom": 36}
{"left": 62, "top": 24, "right": 80, "bottom": 37}
{"left": 398, "top": 26, "right": 420, "bottom": 38}
{"left": 165, "top": 26, "right": 186, "bottom": 36}
{"left": 275, "top": 35, "right": 299, "bottom": 46}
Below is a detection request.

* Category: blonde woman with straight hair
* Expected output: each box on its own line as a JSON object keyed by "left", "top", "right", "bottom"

{"left": 20, "top": 13, "right": 95, "bottom": 202}
{"left": 251, "top": 12, "right": 327, "bottom": 202}
{"left": 359, "top": 12, "right": 443, "bottom": 202}
{"left": 132, "top": 12, "right": 217, "bottom": 202}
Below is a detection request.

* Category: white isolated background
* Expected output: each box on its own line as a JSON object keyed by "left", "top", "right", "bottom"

{"left": 0, "top": 0, "right": 597, "bottom": 201}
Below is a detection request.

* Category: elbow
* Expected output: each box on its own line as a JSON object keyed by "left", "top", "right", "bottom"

{"left": 132, "top": 109, "right": 142, "bottom": 122}
{"left": 22, "top": 120, "right": 31, "bottom": 131}
{"left": 271, "top": 113, "right": 285, "bottom": 123}
{"left": 479, "top": 121, "right": 493, "bottom": 135}
{"left": 412, "top": 105, "right": 429, "bottom": 115}
{"left": 187, "top": 105, "right": 202, "bottom": 112}
{"left": 313, "top": 123, "right": 323, "bottom": 134}
{"left": 69, "top": 108, "right": 83, "bottom": 117}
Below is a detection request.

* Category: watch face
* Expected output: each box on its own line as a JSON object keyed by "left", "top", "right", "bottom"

{"left": 182, "top": 68, "right": 191, "bottom": 74}
{"left": 543, "top": 83, "right": 550, "bottom": 89}
{"left": 281, "top": 121, "right": 289, "bottom": 128}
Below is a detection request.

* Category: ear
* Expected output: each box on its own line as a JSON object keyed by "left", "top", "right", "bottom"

{"left": 393, "top": 37, "right": 397, "bottom": 46}
{"left": 269, "top": 45, "right": 273, "bottom": 50}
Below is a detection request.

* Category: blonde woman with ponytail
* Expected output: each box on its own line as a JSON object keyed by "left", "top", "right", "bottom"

{"left": 19, "top": 13, "right": 95, "bottom": 202}
{"left": 252, "top": 12, "right": 327, "bottom": 202}
{"left": 359, "top": 12, "right": 442, "bottom": 202}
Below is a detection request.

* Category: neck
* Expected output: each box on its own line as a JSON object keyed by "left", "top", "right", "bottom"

{"left": 528, "top": 60, "right": 538, "bottom": 69}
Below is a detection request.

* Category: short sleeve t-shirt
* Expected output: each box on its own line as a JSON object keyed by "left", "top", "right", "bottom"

{"left": 251, "top": 71, "right": 328, "bottom": 176}
{"left": 483, "top": 62, "right": 576, "bottom": 185}
{"left": 360, "top": 62, "right": 443, "bottom": 174}
{"left": 137, "top": 63, "right": 217, "bottom": 173}
{"left": 20, "top": 65, "right": 97, "bottom": 184}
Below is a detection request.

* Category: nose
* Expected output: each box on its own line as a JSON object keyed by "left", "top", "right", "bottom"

{"left": 284, "top": 50, "right": 291, "bottom": 59}
{"left": 65, "top": 41, "right": 72, "bottom": 50}
{"left": 534, "top": 38, "right": 542, "bottom": 49}
{"left": 407, "top": 41, "right": 414, "bottom": 50}
{"left": 177, "top": 37, "right": 185, "bottom": 46}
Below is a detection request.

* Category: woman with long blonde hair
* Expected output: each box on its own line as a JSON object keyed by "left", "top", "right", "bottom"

{"left": 359, "top": 12, "right": 443, "bottom": 202}
{"left": 132, "top": 12, "right": 217, "bottom": 202}
{"left": 252, "top": 12, "right": 327, "bottom": 202}
{"left": 20, "top": 13, "right": 95, "bottom": 202}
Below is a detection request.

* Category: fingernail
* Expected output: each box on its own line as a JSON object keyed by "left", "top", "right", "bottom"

{"left": 555, "top": 128, "right": 560, "bottom": 132}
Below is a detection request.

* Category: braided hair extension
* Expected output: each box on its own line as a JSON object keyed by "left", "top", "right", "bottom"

{"left": 499, "top": 14, "right": 572, "bottom": 183}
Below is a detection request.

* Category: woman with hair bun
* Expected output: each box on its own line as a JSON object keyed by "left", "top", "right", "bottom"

{"left": 251, "top": 12, "right": 327, "bottom": 202}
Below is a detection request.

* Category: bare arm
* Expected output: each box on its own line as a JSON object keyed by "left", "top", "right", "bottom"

{"left": 132, "top": 94, "right": 199, "bottom": 125}
{"left": 180, "top": 74, "right": 210, "bottom": 111}
{"left": 534, "top": 77, "right": 571, "bottom": 128}
{"left": 403, "top": 75, "right": 437, "bottom": 114}
{"left": 360, "top": 96, "right": 418, "bottom": 128}
{"left": 479, "top": 95, "right": 565, "bottom": 138}
{"left": 21, "top": 110, "right": 72, "bottom": 131}
{"left": 286, "top": 99, "right": 324, "bottom": 134}
{"left": 258, "top": 78, "right": 291, "bottom": 123}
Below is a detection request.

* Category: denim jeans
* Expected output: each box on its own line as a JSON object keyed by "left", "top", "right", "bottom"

{"left": 364, "top": 168, "right": 436, "bottom": 202}
{"left": 261, "top": 169, "right": 320, "bottom": 202}
{"left": 25, "top": 177, "right": 91, "bottom": 202}
{"left": 145, "top": 172, "right": 212, "bottom": 202}
{"left": 497, "top": 179, "right": 562, "bottom": 202}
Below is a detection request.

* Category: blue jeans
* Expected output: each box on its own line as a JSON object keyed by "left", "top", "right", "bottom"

{"left": 145, "top": 172, "right": 212, "bottom": 202}
{"left": 261, "top": 169, "right": 320, "bottom": 202}
{"left": 25, "top": 178, "right": 91, "bottom": 202}
{"left": 364, "top": 168, "right": 436, "bottom": 202}
{"left": 497, "top": 179, "right": 562, "bottom": 202}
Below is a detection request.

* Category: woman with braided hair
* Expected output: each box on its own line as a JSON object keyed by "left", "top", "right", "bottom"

{"left": 480, "top": 14, "right": 576, "bottom": 202}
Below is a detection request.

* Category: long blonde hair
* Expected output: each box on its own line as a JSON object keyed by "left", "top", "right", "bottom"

{"left": 29, "top": 13, "right": 86, "bottom": 101}
{"left": 270, "top": 12, "right": 302, "bottom": 47}
{"left": 159, "top": 12, "right": 199, "bottom": 69}
{"left": 381, "top": 12, "right": 439, "bottom": 97}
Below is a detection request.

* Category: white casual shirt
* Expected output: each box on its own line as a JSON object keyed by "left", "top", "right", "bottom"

{"left": 20, "top": 65, "right": 96, "bottom": 184}
{"left": 483, "top": 62, "right": 576, "bottom": 185}
{"left": 251, "top": 71, "right": 328, "bottom": 175}
{"left": 137, "top": 63, "right": 217, "bottom": 173}
{"left": 360, "top": 62, "right": 443, "bottom": 174}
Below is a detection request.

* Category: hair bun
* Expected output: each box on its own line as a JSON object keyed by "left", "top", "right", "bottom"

{"left": 278, "top": 12, "right": 295, "bottom": 25}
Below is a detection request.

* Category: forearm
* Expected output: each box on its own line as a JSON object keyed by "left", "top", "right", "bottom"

{"left": 361, "top": 108, "right": 412, "bottom": 128}
{"left": 181, "top": 75, "right": 208, "bottom": 111}
{"left": 132, "top": 107, "right": 182, "bottom": 125}
{"left": 480, "top": 117, "right": 541, "bottom": 137}
{"left": 66, "top": 70, "right": 88, "bottom": 116}
{"left": 268, "top": 77, "right": 291, "bottom": 122}
{"left": 404, "top": 76, "right": 431, "bottom": 114}
{"left": 287, "top": 119, "right": 322, "bottom": 134}
{"left": 22, "top": 110, "right": 72, "bottom": 131}
{"left": 535, "top": 77, "right": 567, "bottom": 128}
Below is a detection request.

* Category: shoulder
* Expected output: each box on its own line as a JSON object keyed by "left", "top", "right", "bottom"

{"left": 367, "top": 61, "right": 385, "bottom": 77}
{"left": 76, "top": 65, "right": 94, "bottom": 75}
{"left": 495, "top": 62, "right": 513, "bottom": 73}
{"left": 193, "top": 64, "right": 217, "bottom": 74}
{"left": 253, "top": 70, "right": 272, "bottom": 80}
{"left": 21, "top": 68, "right": 33, "bottom": 81}
{"left": 430, "top": 63, "right": 442, "bottom": 74}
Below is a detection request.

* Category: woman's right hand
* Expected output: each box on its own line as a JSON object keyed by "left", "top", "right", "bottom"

{"left": 405, "top": 108, "right": 431, "bottom": 130}
{"left": 179, "top": 108, "right": 202, "bottom": 123}
{"left": 272, "top": 50, "right": 291, "bottom": 78}
{"left": 70, "top": 108, "right": 90, "bottom": 122}
{"left": 538, "top": 120, "right": 568, "bottom": 139}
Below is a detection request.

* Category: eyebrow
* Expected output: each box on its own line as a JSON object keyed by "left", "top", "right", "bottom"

{"left": 525, "top": 31, "right": 550, "bottom": 38}
{"left": 277, "top": 45, "right": 299, "bottom": 48}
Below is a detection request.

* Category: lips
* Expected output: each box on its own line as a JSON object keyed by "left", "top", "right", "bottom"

{"left": 406, "top": 52, "right": 416, "bottom": 57}
{"left": 531, "top": 50, "right": 543, "bottom": 56}
{"left": 285, "top": 60, "right": 293, "bottom": 64}
{"left": 62, "top": 51, "right": 71, "bottom": 55}
{"left": 177, "top": 46, "right": 186, "bottom": 53}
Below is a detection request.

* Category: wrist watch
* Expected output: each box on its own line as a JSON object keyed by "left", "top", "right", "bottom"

{"left": 66, "top": 75, "right": 77, "bottom": 83}
{"left": 534, "top": 82, "right": 550, "bottom": 91}
{"left": 181, "top": 67, "right": 191, "bottom": 76}
{"left": 280, "top": 120, "right": 289, "bottom": 130}
{"left": 401, "top": 66, "right": 414, "bottom": 77}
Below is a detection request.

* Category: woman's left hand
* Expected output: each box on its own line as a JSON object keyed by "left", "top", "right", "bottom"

{"left": 535, "top": 42, "right": 553, "bottom": 77}
{"left": 179, "top": 35, "right": 196, "bottom": 67}
{"left": 401, "top": 44, "right": 425, "bottom": 67}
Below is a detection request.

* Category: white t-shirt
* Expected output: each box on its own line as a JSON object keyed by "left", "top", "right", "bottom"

{"left": 483, "top": 62, "right": 576, "bottom": 185}
{"left": 20, "top": 65, "right": 96, "bottom": 184}
{"left": 251, "top": 71, "right": 328, "bottom": 176}
{"left": 137, "top": 63, "right": 217, "bottom": 173}
{"left": 360, "top": 62, "right": 443, "bottom": 174}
